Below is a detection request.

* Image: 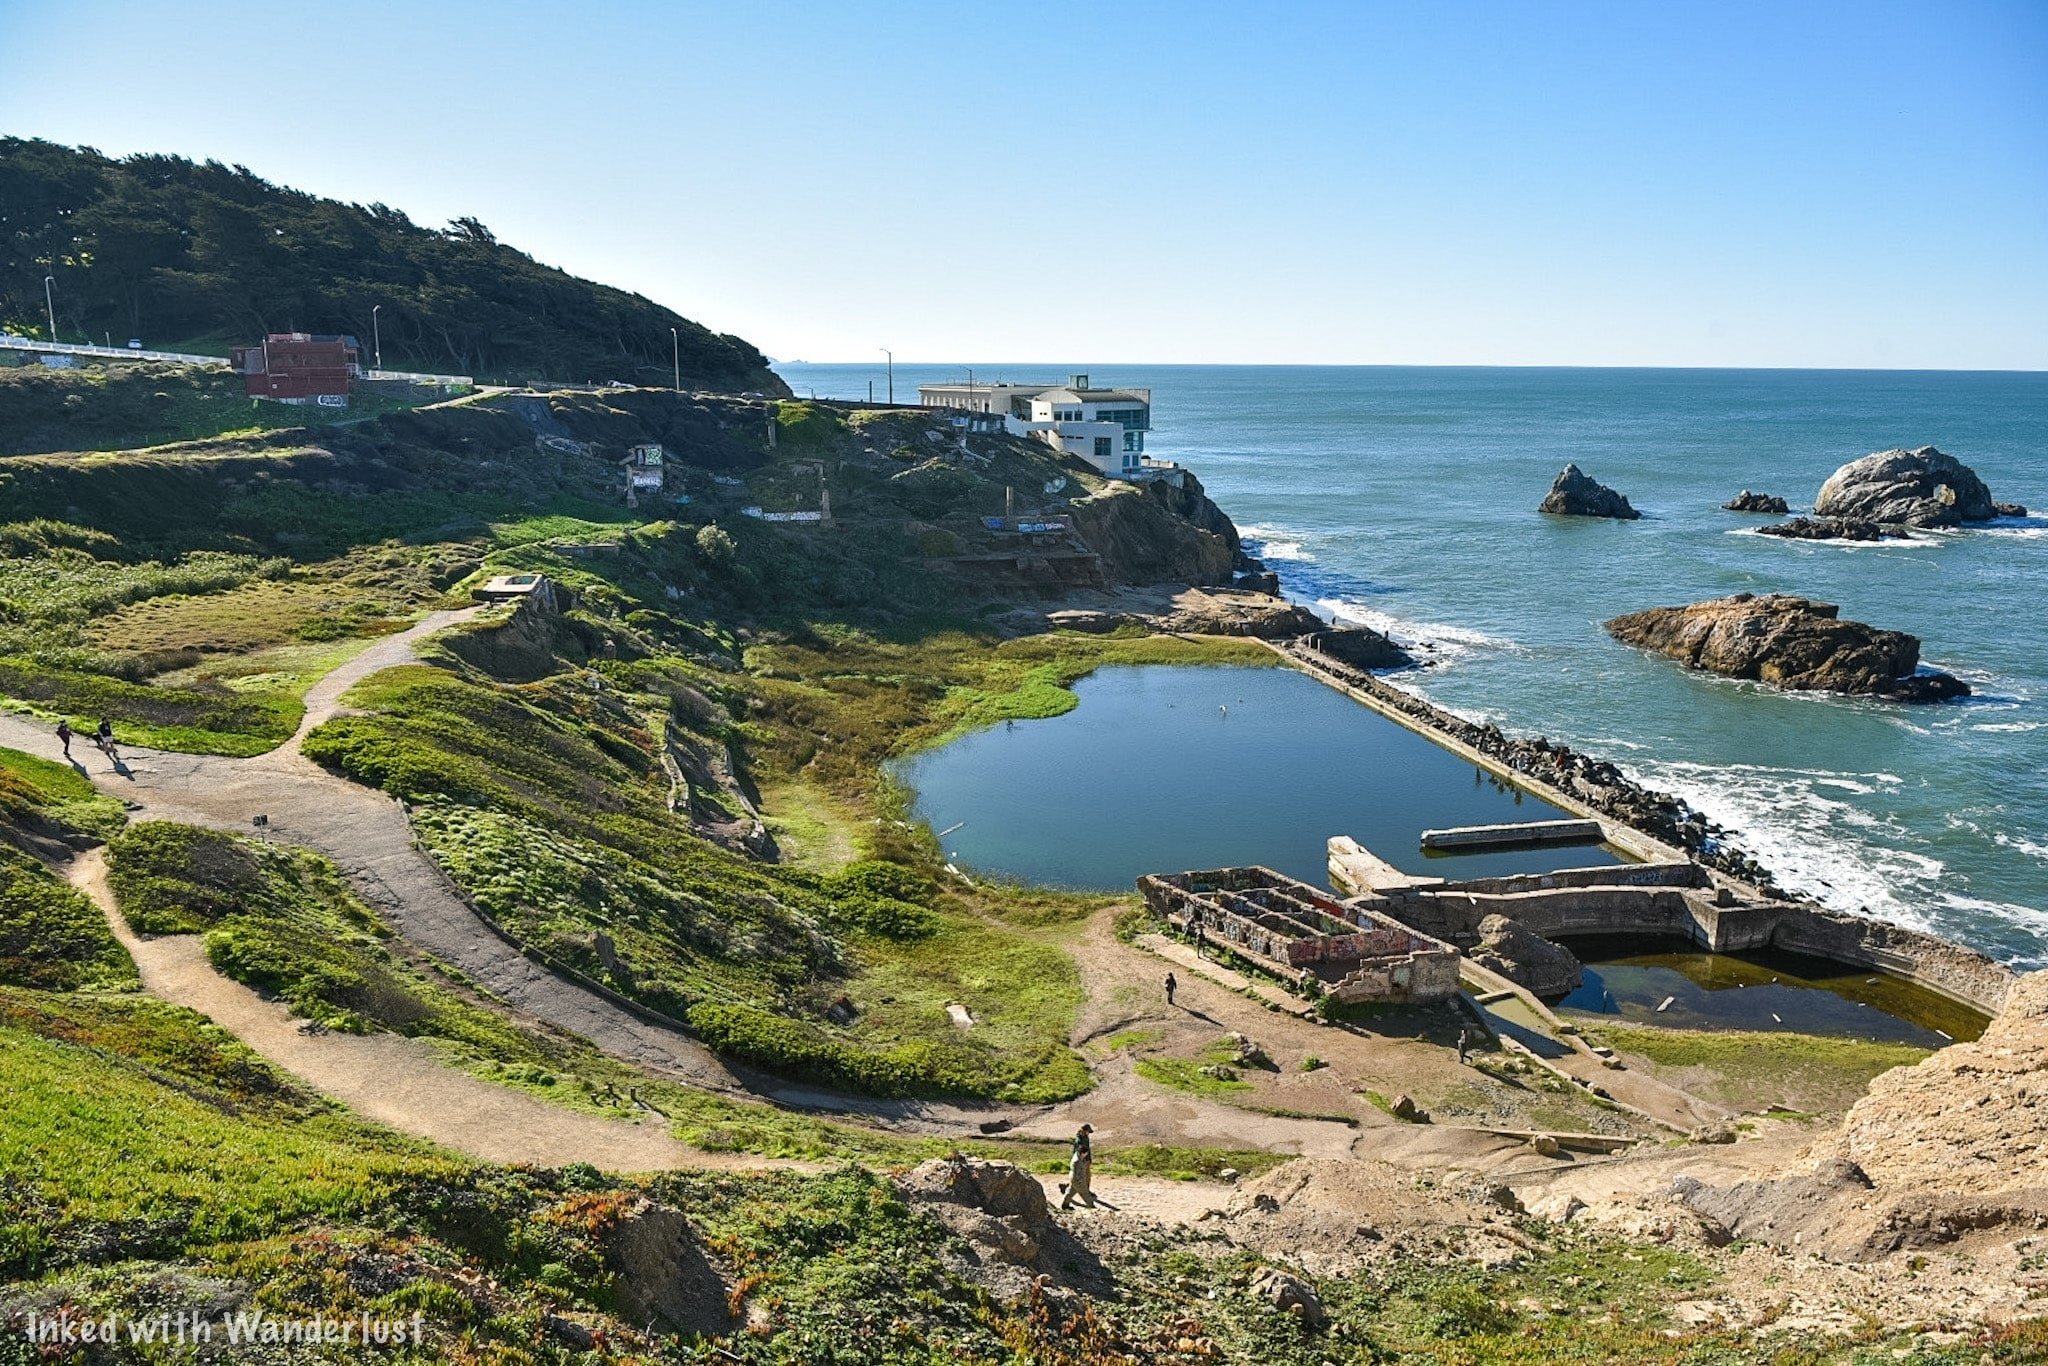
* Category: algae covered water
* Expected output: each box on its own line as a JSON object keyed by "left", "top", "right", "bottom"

{"left": 1557, "top": 935, "right": 1987, "bottom": 1046}
{"left": 891, "top": 664, "right": 1615, "bottom": 890}
{"left": 783, "top": 363, "right": 2048, "bottom": 967}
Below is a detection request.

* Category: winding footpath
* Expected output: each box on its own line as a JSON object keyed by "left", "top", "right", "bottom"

{"left": 63, "top": 846, "right": 702, "bottom": 1171}
{"left": 1, "top": 612, "right": 1679, "bottom": 1181}
{"left": 0, "top": 611, "right": 748, "bottom": 1096}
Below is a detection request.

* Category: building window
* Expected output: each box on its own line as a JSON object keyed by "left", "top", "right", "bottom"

{"left": 1094, "top": 437, "right": 1113, "bottom": 460}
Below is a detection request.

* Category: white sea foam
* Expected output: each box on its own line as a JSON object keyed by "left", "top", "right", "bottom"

{"left": 1996, "top": 832, "right": 2048, "bottom": 863}
{"left": 1632, "top": 758, "right": 1945, "bottom": 932}
{"left": 1727, "top": 527, "right": 1942, "bottom": 550}
{"left": 1238, "top": 524, "right": 1315, "bottom": 562}
{"left": 1313, "top": 598, "right": 1523, "bottom": 664}
{"left": 1932, "top": 893, "right": 2048, "bottom": 968}
{"left": 1973, "top": 721, "right": 2043, "bottom": 733}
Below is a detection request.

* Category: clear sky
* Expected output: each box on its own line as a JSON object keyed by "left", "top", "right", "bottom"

{"left": 3, "top": 1, "right": 2044, "bottom": 368}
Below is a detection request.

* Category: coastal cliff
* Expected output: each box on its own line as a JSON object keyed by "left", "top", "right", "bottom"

{"left": 1065, "top": 471, "right": 1242, "bottom": 585}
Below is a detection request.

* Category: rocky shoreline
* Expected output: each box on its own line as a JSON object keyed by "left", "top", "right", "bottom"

{"left": 1273, "top": 635, "right": 1783, "bottom": 892}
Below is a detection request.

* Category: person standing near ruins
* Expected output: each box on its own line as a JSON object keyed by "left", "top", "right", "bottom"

{"left": 1059, "top": 1123, "right": 1096, "bottom": 1210}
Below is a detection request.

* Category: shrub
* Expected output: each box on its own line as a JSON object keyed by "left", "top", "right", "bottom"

{"left": 695, "top": 524, "right": 737, "bottom": 567}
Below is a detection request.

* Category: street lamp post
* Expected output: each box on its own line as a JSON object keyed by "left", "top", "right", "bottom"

{"left": 671, "top": 327, "right": 680, "bottom": 393}
{"left": 371, "top": 304, "right": 382, "bottom": 370}
{"left": 43, "top": 276, "right": 56, "bottom": 343}
{"left": 880, "top": 348, "right": 893, "bottom": 404}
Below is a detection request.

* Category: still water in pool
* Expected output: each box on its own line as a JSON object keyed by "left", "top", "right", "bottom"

{"left": 1556, "top": 935, "right": 1987, "bottom": 1046}
{"left": 892, "top": 664, "right": 1619, "bottom": 890}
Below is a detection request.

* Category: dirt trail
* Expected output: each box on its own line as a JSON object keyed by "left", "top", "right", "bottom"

{"left": 63, "top": 848, "right": 737, "bottom": 1172}
{"left": 0, "top": 610, "right": 1012, "bottom": 1132}
{"left": 0, "top": 611, "right": 756, "bottom": 1096}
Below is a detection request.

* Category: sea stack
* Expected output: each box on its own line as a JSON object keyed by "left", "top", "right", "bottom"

{"left": 1813, "top": 446, "right": 2022, "bottom": 527}
{"left": 1722, "top": 490, "right": 1790, "bottom": 514}
{"left": 1539, "top": 464, "right": 1640, "bottom": 519}
{"left": 1605, "top": 593, "right": 1970, "bottom": 702}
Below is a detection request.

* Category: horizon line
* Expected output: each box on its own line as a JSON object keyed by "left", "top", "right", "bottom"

{"left": 773, "top": 359, "right": 2048, "bottom": 376}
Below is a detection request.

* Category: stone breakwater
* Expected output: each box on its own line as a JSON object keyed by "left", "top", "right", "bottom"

{"left": 1274, "top": 638, "right": 1781, "bottom": 890}
{"left": 1283, "top": 636, "right": 2018, "bottom": 1014}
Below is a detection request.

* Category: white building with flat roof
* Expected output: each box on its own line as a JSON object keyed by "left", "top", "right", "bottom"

{"left": 918, "top": 373, "right": 1156, "bottom": 478}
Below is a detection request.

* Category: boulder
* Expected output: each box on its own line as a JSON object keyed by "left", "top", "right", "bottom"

{"left": 1539, "top": 463, "right": 1640, "bottom": 519}
{"left": 1604, "top": 593, "right": 1970, "bottom": 702}
{"left": 1755, "top": 516, "right": 1899, "bottom": 543}
{"left": 1813, "top": 446, "right": 2008, "bottom": 527}
{"left": 1994, "top": 501, "right": 2029, "bottom": 518}
{"left": 601, "top": 1200, "right": 736, "bottom": 1336}
{"left": 898, "top": 1156, "right": 1052, "bottom": 1231}
{"left": 1468, "top": 915, "right": 1583, "bottom": 998}
{"left": 1722, "top": 490, "right": 1789, "bottom": 514}
{"left": 1248, "top": 1266, "right": 1326, "bottom": 1328}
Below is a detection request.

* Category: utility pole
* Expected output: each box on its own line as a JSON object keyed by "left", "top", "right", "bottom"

{"left": 372, "top": 304, "right": 383, "bottom": 370}
{"left": 671, "top": 327, "right": 680, "bottom": 393}
{"left": 43, "top": 276, "right": 56, "bottom": 343}
{"left": 880, "top": 347, "right": 893, "bottom": 404}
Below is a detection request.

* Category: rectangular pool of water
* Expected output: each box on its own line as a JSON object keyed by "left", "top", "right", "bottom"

{"left": 894, "top": 663, "right": 1620, "bottom": 892}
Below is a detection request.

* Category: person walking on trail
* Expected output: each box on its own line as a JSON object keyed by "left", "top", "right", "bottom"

{"left": 1164, "top": 971, "right": 1177, "bottom": 1007}
{"left": 55, "top": 719, "right": 71, "bottom": 759}
{"left": 1456, "top": 1027, "right": 1471, "bottom": 1065}
{"left": 1059, "top": 1123, "right": 1096, "bottom": 1210}
{"left": 1193, "top": 923, "right": 1207, "bottom": 957}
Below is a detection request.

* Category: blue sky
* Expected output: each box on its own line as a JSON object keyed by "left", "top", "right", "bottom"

{"left": 2, "top": 1, "right": 2043, "bottom": 367}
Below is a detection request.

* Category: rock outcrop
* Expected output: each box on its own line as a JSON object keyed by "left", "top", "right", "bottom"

{"left": 1813, "top": 446, "right": 2018, "bottom": 527}
{"left": 1067, "top": 471, "right": 1240, "bottom": 585}
{"left": 1468, "top": 915, "right": 1582, "bottom": 998}
{"left": 1755, "top": 516, "right": 1901, "bottom": 543}
{"left": 1680, "top": 969, "right": 2048, "bottom": 1263}
{"left": 1721, "top": 490, "right": 1789, "bottom": 514}
{"left": 1539, "top": 464, "right": 1640, "bottom": 520}
{"left": 897, "top": 1156, "right": 1052, "bottom": 1270}
{"left": 1305, "top": 625, "right": 1414, "bottom": 671}
{"left": 1604, "top": 593, "right": 1969, "bottom": 702}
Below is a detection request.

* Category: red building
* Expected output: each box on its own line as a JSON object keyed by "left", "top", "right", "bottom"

{"left": 231, "top": 333, "right": 361, "bottom": 402}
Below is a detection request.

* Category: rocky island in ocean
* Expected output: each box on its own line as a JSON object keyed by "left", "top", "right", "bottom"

{"left": 1605, "top": 592, "right": 1970, "bottom": 701}
{"left": 1814, "top": 445, "right": 2024, "bottom": 526}
{"left": 1538, "top": 462, "right": 1640, "bottom": 519}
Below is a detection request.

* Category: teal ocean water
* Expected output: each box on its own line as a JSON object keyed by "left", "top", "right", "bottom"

{"left": 778, "top": 364, "right": 2048, "bottom": 967}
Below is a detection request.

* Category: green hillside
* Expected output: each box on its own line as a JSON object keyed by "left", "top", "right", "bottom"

{"left": 0, "top": 138, "right": 784, "bottom": 391}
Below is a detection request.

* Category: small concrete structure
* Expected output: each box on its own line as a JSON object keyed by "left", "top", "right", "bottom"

{"left": 472, "top": 573, "right": 558, "bottom": 609}
{"left": 1420, "top": 818, "right": 1605, "bottom": 851}
{"left": 1139, "top": 866, "right": 1460, "bottom": 1005}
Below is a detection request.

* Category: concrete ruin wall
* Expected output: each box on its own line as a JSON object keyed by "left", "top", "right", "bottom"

{"left": 1363, "top": 883, "right": 2015, "bottom": 1017}
{"left": 1429, "top": 861, "right": 1707, "bottom": 896}
{"left": 1695, "top": 899, "right": 2016, "bottom": 1015}
{"left": 1139, "top": 868, "right": 1460, "bottom": 1004}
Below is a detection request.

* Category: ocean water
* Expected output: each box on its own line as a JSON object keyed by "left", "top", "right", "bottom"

{"left": 778, "top": 364, "right": 2048, "bottom": 967}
